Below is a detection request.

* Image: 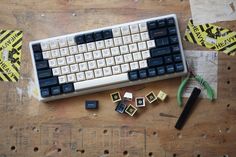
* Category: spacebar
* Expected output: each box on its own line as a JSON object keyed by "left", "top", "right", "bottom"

{"left": 74, "top": 73, "right": 129, "bottom": 91}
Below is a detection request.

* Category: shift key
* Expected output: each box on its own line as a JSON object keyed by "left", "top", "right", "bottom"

{"left": 39, "top": 77, "right": 58, "bottom": 88}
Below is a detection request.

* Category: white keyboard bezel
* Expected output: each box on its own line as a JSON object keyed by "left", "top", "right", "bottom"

{"left": 29, "top": 14, "right": 187, "bottom": 102}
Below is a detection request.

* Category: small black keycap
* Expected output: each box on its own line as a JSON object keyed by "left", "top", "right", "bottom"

{"left": 150, "top": 47, "right": 171, "bottom": 57}
{"left": 51, "top": 86, "right": 61, "bottom": 95}
{"left": 38, "top": 69, "right": 52, "bottom": 79}
{"left": 175, "top": 63, "right": 184, "bottom": 72}
{"left": 149, "top": 28, "right": 167, "bottom": 39}
{"left": 147, "top": 68, "right": 157, "bottom": 77}
{"left": 168, "top": 27, "right": 177, "bottom": 35}
{"left": 173, "top": 54, "right": 182, "bottom": 62}
{"left": 115, "top": 101, "right": 127, "bottom": 113}
{"left": 157, "top": 19, "right": 166, "bottom": 28}
{"left": 156, "top": 37, "right": 169, "bottom": 47}
{"left": 103, "top": 29, "right": 113, "bottom": 39}
{"left": 169, "top": 35, "right": 178, "bottom": 44}
{"left": 156, "top": 66, "right": 165, "bottom": 75}
{"left": 148, "top": 57, "right": 163, "bottom": 67}
{"left": 32, "top": 43, "right": 42, "bottom": 53}
{"left": 167, "top": 17, "right": 175, "bottom": 26}
{"left": 139, "top": 69, "right": 148, "bottom": 79}
{"left": 164, "top": 56, "right": 173, "bottom": 64}
{"left": 85, "top": 100, "right": 99, "bottom": 109}
{"left": 39, "top": 77, "right": 58, "bottom": 88}
{"left": 75, "top": 35, "right": 85, "bottom": 44}
{"left": 94, "top": 31, "right": 103, "bottom": 41}
{"left": 85, "top": 33, "right": 94, "bottom": 43}
{"left": 128, "top": 71, "right": 139, "bottom": 81}
{"left": 62, "top": 83, "right": 74, "bottom": 93}
{"left": 171, "top": 45, "right": 180, "bottom": 53}
{"left": 36, "top": 60, "right": 49, "bottom": 70}
{"left": 41, "top": 88, "right": 50, "bottom": 97}
{"left": 34, "top": 53, "right": 43, "bottom": 61}
{"left": 166, "top": 65, "right": 175, "bottom": 73}
{"left": 147, "top": 21, "right": 157, "bottom": 30}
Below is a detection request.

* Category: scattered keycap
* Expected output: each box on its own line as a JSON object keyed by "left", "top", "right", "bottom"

{"left": 135, "top": 97, "right": 145, "bottom": 107}
{"left": 125, "top": 104, "right": 138, "bottom": 116}
{"left": 123, "top": 92, "right": 133, "bottom": 101}
{"left": 157, "top": 90, "right": 168, "bottom": 101}
{"left": 110, "top": 91, "right": 122, "bottom": 103}
{"left": 145, "top": 91, "right": 158, "bottom": 103}
{"left": 85, "top": 100, "right": 99, "bottom": 109}
{"left": 115, "top": 101, "right": 127, "bottom": 113}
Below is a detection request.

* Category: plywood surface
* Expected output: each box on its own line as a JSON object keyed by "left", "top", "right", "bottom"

{"left": 0, "top": 0, "right": 236, "bottom": 157}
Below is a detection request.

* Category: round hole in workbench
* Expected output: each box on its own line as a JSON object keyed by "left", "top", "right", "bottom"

{"left": 81, "top": 149, "right": 85, "bottom": 153}
{"left": 55, "top": 128, "right": 59, "bottom": 132}
{"left": 104, "top": 149, "right": 109, "bottom": 154}
{"left": 227, "top": 67, "right": 231, "bottom": 70}
{"left": 153, "top": 131, "right": 157, "bottom": 136}
{"left": 57, "top": 148, "right": 62, "bottom": 152}
{"left": 103, "top": 129, "right": 108, "bottom": 134}
{"left": 9, "top": 125, "right": 14, "bottom": 130}
{"left": 197, "top": 154, "right": 201, "bottom": 157}
{"left": 10, "top": 146, "right": 16, "bottom": 151}
{"left": 227, "top": 81, "right": 230, "bottom": 84}
{"left": 148, "top": 152, "right": 153, "bottom": 156}
{"left": 227, "top": 104, "right": 230, "bottom": 108}
{"left": 173, "top": 153, "right": 177, "bottom": 157}
{"left": 123, "top": 150, "right": 128, "bottom": 156}
{"left": 34, "top": 147, "right": 39, "bottom": 152}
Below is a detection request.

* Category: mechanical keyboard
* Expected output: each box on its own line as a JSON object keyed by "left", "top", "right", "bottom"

{"left": 29, "top": 14, "right": 187, "bottom": 102}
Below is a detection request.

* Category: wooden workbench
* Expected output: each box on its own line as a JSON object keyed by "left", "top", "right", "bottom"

{"left": 0, "top": 0, "right": 235, "bottom": 157}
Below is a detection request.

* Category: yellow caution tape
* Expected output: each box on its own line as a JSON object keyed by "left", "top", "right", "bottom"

{"left": 0, "top": 30, "right": 23, "bottom": 82}
{"left": 184, "top": 19, "right": 236, "bottom": 56}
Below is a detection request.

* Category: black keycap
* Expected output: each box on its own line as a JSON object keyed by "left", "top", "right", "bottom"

{"left": 166, "top": 65, "right": 175, "bottom": 73}
{"left": 85, "top": 100, "right": 99, "bottom": 109}
{"left": 157, "top": 19, "right": 166, "bottom": 28}
{"left": 167, "top": 17, "right": 175, "bottom": 26}
{"left": 164, "top": 56, "right": 173, "bottom": 64}
{"left": 150, "top": 47, "right": 171, "bottom": 57}
{"left": 41, "top": 88, "right": 50, "bottom": 97}
{"left": 85, "top": 33, "right": 94, "bottom": 43}
{"left": 94, "top": 31, "right": 103, "bottom": 41}
{"left": 32, "top": 43, "right": 42, "bottom": 53}
{"left": 171, "top": 45, "right": 180, "bottom": 53}
{"left": 103, "top": 29, "right": 113, "bottom": 39}
{"left": 62, "top": 83, "right": 74, "bottom": 93}
{"left": 156, "top": 37, "right": 169, "bottom": 47}
{"left": 169, "top": 35, "right": 178, "bottom": 44}
{"left": 149, "top": 28, "right": 168, "bottom": 39}
{"left": 115, "top": 101, "right": 127, "bottom": 113}
{"left": 147, "top": 68, "right": 157, "bottom": 77}
{"left": 39, "top": 77, "right": 58, "bottom": 88}
{"left": 128, "top": 71, "right": 139, "bottom": 81}
{"left": 148, "top": 57, "right": 163, "bottom": 67}
{"left": 139, "top": 69, "right": 147, "bottom": 79}
{"left": 36, "top": 60, "right": 49, "bottom": 70}
{"left": 75, "top": 35, "right": 85, "bottom": 44}
{"left": 175, "top": 63, "right": 184, "bottom": 72}
{"left": 173, "top": 54, "right": 182, "bottom": 62}
{"left": 156, "top": 66, "right": 165, "bottom": 75}
{"left": 147, "top": 21, "right": 157, "bottom": 30}
{"left": 37, "top": 69, "right": 52, "bottom": 79}
{"left": 168, "top": 27, "right": 177, "bottom": 35}
{"left": 51, "top": 86, "right": 61, "bottom": 95}
{"left": 34, "top": 53, "right": 43, "bottom": 61}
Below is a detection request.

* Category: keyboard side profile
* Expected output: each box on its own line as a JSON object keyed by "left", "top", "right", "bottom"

{"left": 29, "top": 14, "right": 187, "bottom": 102}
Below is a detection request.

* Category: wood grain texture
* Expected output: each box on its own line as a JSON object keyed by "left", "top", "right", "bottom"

{"left": 0, "top": 0, "right": 235, "bottom": 157}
